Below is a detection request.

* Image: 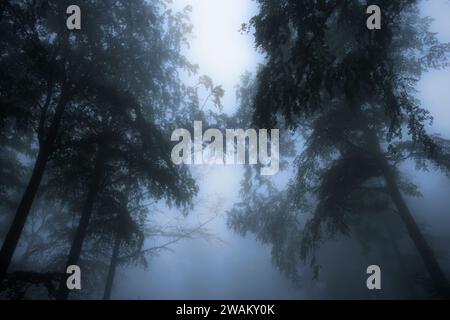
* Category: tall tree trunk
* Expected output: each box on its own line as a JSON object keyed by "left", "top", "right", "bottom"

{"left": 56, "top": 149, "right": 106, "bottom": 300}
{"left": 103, "top": 177, "right": 134, "bottom": 300}
{"left": 383, "top": 169, "right": 450, "bottom": 298}
{"left": 360, "top": 116, "right": 450, "bottom": 299}
{"left": 385, "top": 220, "right": 418, "bottom": 298}
{"left": 103, "top": 231, "right": 121, "bottom": 300}
{"left": 0, "top": 92, "right": 68, "bottom": 282}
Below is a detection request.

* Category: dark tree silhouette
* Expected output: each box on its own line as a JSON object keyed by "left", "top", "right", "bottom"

{"left": 0, "top": 0, "right": 208, "bottom": 291}
{"left": 231, "top": 0, "right": 450, "bottom": 298}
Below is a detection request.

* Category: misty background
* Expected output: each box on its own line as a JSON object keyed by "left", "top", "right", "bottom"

{"left": 110, "top": 0, "right": 450, "bottom": 299}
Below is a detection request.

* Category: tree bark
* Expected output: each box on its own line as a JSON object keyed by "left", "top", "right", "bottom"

{"left": 385, "top": 220, "right": 418, "bottom": 298}
{"left": 56, "top": 148, "right": 106, "bottom": 300}
{"left": 103, "top": 231, "right": 121, "bottom": 300}
{"left": 360, "top": 116, "right": 450, "bottom": 299}
{"left": 383, "top": 169, "right": 450, "bottom": 298}
{"left": 0, "top": 92, "right": 68, "bottom": 283}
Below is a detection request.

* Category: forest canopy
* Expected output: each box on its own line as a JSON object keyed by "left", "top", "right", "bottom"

{"left": 1, "top": 0, "right": 450, "bottom": 301}
{"left": 229, "top": 0, "right": 450, "bottom": 299}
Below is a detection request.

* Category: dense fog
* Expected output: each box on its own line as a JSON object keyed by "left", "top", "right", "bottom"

{"left": 1, "top": 0, "right": 450, "bottom": 300}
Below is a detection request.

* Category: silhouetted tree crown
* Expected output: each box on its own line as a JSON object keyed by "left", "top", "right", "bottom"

{"left": 231, "top": 0, "right": 450, "bottom": 298}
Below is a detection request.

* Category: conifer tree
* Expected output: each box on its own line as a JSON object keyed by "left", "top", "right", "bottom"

{"left": 231, "top": 0, "right": 450, "bottom": 298}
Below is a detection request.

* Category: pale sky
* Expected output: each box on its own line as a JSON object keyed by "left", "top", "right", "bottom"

{"left": 172, "top": 0, "right": 262, "bottom": 114}
{"left": 419, "top": 0, "right": 450, "bottom": 137}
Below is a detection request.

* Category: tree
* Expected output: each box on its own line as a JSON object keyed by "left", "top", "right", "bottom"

{"left": 232, "top": 0, "right": 450, "bottom": 298}
{"left": 0, "top": 0, "right": 192, "bottom": 278}
{"left": 1, "top": 1, "right": 225, "bottom": 300}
